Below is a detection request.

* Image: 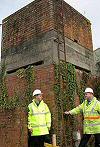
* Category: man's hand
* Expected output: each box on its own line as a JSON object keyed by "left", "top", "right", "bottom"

{"left": 64, "top": 111, "right": 71, "bottom": 115}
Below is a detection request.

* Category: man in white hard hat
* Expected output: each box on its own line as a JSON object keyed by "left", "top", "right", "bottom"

{"left": 28, "top": 89, "right": 51, "bottom": 147}
{"left": 64, "top": 87, "right": 100, "bottom": 147}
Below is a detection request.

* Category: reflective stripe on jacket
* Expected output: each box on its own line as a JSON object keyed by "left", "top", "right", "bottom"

{"left": 70, "top": 97, "right": 100, "bottom": 134}
{"left": 28, "top": 99, "right": 51, "bottom": 136}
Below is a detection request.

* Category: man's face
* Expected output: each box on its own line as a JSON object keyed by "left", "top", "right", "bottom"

{"left": 85, "top": 92, "right": 93, "bottom": 100}
{"left": 35, "top": 94, "right": 43, "bottom": 102}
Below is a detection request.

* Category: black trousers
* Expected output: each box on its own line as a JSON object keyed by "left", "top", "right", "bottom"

{"left": 79, "top": 134, "right": 100, "bottom": 147}
{"left": 28, "top": 133, "right": 50, "bottom": 147}
{"left": 29, "top": 135, "right": 45, "bottom": 147}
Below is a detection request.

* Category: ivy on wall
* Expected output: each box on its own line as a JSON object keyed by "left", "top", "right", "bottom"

{"left": 24, "top": 66, "right": 35, "bottom": 104}
{"left": 76, "top": 71, "right": 90, "bottom": 103}
{"left": 54, "top": 61, "right": 98, "bottom": 146}
{"left": 1, "top": 61, "right": 99, "bottom": 147}
{"left": 16, "top": 65, "right": 35, "bottom": 106}
{"left": 0, "top": 63, "right": 19, "bottom": 109}
{"left": 54, "top": 63, "right": 63, "bottom": 145}
{"left": 0, "top": 63, "right": 35, "bottom": 110}
{"left": 54, "top": 62, "right": 77, "bottom": 146}
{"left": 0, "top": 63, "right": 35, "bottom": 147}
{"left": 54, "top": 62, "right": 90, "bottom": 146}
{"left": 0, "top": 63, "right": 9, "bottom": 108}
{"left": 66, "top": 63, "right": 77, "bottom": 145}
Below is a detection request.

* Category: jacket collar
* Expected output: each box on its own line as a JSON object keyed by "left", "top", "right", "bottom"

{"left": 32, "top": 99, "right": 43, "bottom": 106}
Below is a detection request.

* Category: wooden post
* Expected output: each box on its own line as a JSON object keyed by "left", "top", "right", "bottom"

{"left": 52, "top": 134, "right": 56, "bottom": 146}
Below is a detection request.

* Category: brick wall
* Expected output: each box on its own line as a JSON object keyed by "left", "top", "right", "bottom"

{"left": 1, "top": 64, "right": 88, "bottom": 147}
{"left": 0, "top": 108, "right": 28, "bottom": 147}
{"left": 2, "top": 0, "right": 93, "bottom": 57}
{"left": 0, "top": 64, "right": 59, "bottom": 147}
{"left": 1, "top": 0, "right": 94, "bottom": 146}
{"left": 2, "top": 0, "right": 54, "bottom": 53}
{"left": 2, "top": 63, "right": 96, "bottom": 147}
{"left": 63, "top": 1, "right": 93, "bottom": 50}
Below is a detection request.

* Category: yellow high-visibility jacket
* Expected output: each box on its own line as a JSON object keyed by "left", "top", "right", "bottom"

{"left": 70, "top": 97, "right": 100, "bottom": 134}
{"left": 28, "top": 99, "right": 51, "bottom": 136}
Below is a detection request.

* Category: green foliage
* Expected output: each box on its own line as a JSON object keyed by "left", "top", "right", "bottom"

{"left": 66, "top": 63, "right": 77, "bottom": 145}
{"left": 54, "top": 62, "right": 77, "bottom": 146}
{"left": 0, "top": 63, "right": 9, "bottom": 108}
{"left": 54, "top": 63, "right": 65, "bottom": 145}
{"left": 24, "top": 65, "right": 35, "bottom": 104}
{"left": 16, "top": 68, "right": 25, "bottom": 78}
{"left": 67, "top": 63, "right": 76, "bottom": 107}
{"left": 0, "top": 63, "right": 20, "bottom": 109}
{"left": 54, "top": 62, "right": 95, "bottom": 146}
{"left": 54, "top": 61, "right": 100, "bottom": 147}
{"left": 0, "top": 63, "right": 35, "bottom": 110}
{"left": 76, "top": 71, "right": 90, "bottom": 103}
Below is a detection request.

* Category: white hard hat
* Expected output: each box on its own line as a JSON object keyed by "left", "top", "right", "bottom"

{"left": 33, "top": 89, "right": 42, "bottom": 96}
{"left": 85, "top": 88, "right": 93, "bottom": 93}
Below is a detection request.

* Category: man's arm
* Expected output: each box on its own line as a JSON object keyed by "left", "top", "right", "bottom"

{"left": 64, "top": 103, "right": 84, "bottom": 115}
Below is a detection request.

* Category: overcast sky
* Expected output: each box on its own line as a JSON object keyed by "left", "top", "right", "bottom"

{"left": 0, "top": 0, "right": 100, "bottom": 58}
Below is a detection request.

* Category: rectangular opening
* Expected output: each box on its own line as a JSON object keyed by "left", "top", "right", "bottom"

{"left": 75, "top": 65, "right": 90, "bottom": 73}
{"left": 7, "top": 60, "right": 44, "bottom": 74}
{"left": 74, "top": 39, "right": 78, "bottom": 43}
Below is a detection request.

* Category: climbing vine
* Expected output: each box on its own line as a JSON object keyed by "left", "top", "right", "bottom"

{"left": 16, "top": 65, "right": 35, "bottom": 107}
{"left": 67, "top": 63, "right": 76, "bottom": 109}
{"left": 66, "top": 63, "right": 78, "bottom": 145}
{"left": 0, "top": 64, "right": 20, "bottom": 109}
{"left": 76, "top": 71, "right": 90, "bottom": 103}
{"left": 0, "top": 62, "right": 9, "bottom": 108}
{"left": 54, "top": 63, "right": 62, "bottom": 145}
{"left": 0, "top": 63, "right": 35, "bottom": 109}
{"left": 54, "top": 62, "right": 89, "bottom": 146}
{"left": 54, "top": 62, "right": 77, "bottom": 146}
{"left": 54, "top": 62, "right": 93, "bottom": 146}
{"left": 0, "top": 63, "right": 35, "bottom": 147}
{"left": 24, "top": 66, "right": 35, "bottom": 105}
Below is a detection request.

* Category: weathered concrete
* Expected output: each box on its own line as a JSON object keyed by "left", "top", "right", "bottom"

{"left": 1, "top": 0, "right": 93, "bottom": 73}
{"left": 94, "top": 48, "right": 100, "bottom": 76}
{"left": 2, "top": 29, "right": 94, "bottom": 73}
{"left": 65, "top": 37, "right": 94, "bottom": 72}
